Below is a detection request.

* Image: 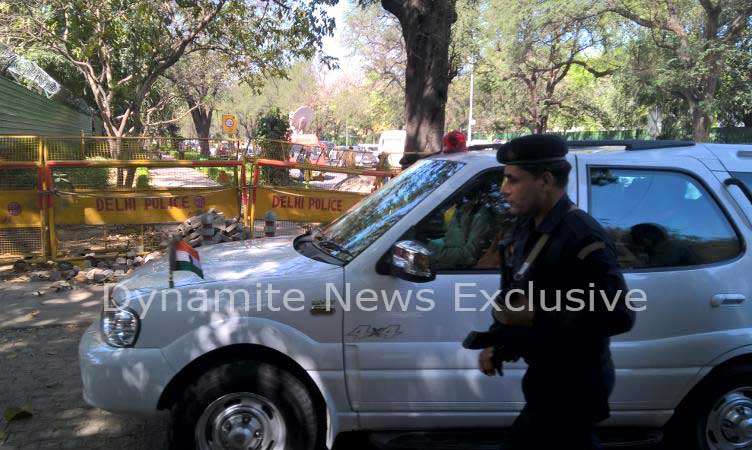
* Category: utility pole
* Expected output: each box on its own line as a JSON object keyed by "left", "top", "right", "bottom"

{"left": 467, "top": 66, "right": 475, "bottom": 141}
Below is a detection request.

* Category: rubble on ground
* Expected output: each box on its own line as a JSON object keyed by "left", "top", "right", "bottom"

{"left": 2, "top": 210, "right": 246, "bottom": 286}
{"left": 4, "top": 251, "right": 162, "bottom": 287}
{"left": 174, "top": 208, "right": 250, "bottom": 247}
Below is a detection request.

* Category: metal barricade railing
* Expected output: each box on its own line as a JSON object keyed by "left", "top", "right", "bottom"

{"left": 0, "top": 134, "right": 407, "bottom": 259}
{"left": 244, "top": 157, "right": 398, "bottom": 237}
{"left": 46, "top": 159, "right": 244, "bottom": 259}
{"left": 0, "top": 161, "right": 47, "bottom": 260}
{"left": 0, "top": 136, "right": 47, "bottom": 260}
{"left": 249, "top": 138, "right": 397, "bottom": 171}
{"left": 45, "top": 136, "right": 242, "bottom": 161}
{"left": 0, "top": 135, "right": 43, "bottom": 162}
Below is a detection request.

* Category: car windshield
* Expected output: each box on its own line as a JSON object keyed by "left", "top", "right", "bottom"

{"left": 314, "top": 159, "right": 464, "bottom": 262}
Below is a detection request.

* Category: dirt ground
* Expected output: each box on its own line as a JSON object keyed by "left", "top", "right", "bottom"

{"left": 0, "top": 264, "right": 662, "bottom": 450}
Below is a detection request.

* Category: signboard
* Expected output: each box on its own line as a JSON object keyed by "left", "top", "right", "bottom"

{"left": 222, "top": 114, "right": 237, "bottom": 134}
{"left": 0, "top": 191, "right": 41, "bottom": 228}
{"left": 254, "top": 187, "right": 366, "bottom": 223}
{"left": 54, "top": 189, "right": 239, "bottom": 225}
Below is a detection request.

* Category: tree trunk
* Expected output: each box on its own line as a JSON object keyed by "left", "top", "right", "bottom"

{"left": 689, "top": 101, "right": 712, "bottom": 142}
{"left": 384, "top": 0, "right": 458, "bottom": 154}
{"left": 534, "top": 114, "right": 548, "bottom": 134}
{"left": 187, "top": 95, "right": 213, "bottom": 157}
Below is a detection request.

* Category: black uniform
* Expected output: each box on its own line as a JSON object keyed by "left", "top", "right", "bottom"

{"left": 493, "top": 194, "right": 635, "bottom": 448}
{"left": 491, "top": 135, "right": 636, "bottom": 449}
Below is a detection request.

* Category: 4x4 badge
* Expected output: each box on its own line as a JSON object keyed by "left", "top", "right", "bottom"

{"left": 347, "top": 325, "right": 403, "bottom": 340}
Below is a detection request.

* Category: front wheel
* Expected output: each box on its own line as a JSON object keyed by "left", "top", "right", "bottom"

{"left": 169, "top": 359, "right": 322, "bottom": 450}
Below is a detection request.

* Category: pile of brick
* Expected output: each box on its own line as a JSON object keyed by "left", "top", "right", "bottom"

{"left": 175, "top": 208, "right": 250, "bottom": 247}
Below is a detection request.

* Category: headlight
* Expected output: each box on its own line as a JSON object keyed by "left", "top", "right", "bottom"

{"left": 101, "top": 307, "right": 140, "bottom": 347}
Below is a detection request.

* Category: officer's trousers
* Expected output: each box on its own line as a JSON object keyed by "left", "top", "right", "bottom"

{"left": 509, "top": 404, "right": 601, "bottom": 450}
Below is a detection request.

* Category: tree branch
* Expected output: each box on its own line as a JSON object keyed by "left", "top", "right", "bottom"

{"left": 722, "top": 5, "right": 752, "bottom": 43}
{"left": 569, "top": 60, "right": 616, "bottom": 77}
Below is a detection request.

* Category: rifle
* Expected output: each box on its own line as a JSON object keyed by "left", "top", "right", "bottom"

{"left": 462, "top": 232, "right": 551, "bottom": 377}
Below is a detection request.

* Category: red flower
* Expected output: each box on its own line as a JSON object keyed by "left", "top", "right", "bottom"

{"left": 442, "top": 131, "right": 467, "bottom": 153}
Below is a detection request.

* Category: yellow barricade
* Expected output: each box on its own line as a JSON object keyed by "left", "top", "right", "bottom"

{"left": 254, "top": 187, "right": 365, "bottom": 223}
{"left": 0, "top": 190, "right": 42, "bottom": 228}
{"left": 53, "top": 189, "right": 240, "bottom": 225}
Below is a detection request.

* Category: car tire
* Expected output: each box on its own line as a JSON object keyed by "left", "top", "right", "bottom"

{"left": 168, "top": 359, "right": 322, "bottom": 450}
{"left": 665, "top": 365, "right": 752, "bottom": 450}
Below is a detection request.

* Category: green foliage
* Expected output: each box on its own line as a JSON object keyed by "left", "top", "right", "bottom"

{"left": 135, "top": 167, "right": 150, "bottom": 189}
{"left": 253, "top": 108, "right": 292, "bottom": 186}
{"left": 478, "top": 0, "right": 620, "bottom": 134}
{"left": 716, "top": 42, "right": 752, "bottom": 127}
{"left": 2, "top": 0, "right": 336, "bottom": 140}
{"left": 0, "top": 169, "right": 38, "bottom": 190}
{"left": 54, "top": 157, "right": 111, "bottom": 190}
{"left": 605, "top": 0, "right": 752, "bottom": 140}
{"left": 253, "top": 108, "right": 292, "bottom": 142}
{"left": 494, "top": 127, "right": 752, "bottom": 144}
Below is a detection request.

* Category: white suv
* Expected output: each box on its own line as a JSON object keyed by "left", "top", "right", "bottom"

{"left": 80, "top": 140, "right": 752, "bottom": 450}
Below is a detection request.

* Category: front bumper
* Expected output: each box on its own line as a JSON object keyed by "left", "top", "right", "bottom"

{"left": 79, "top": 322, "right": 175, "bottom": 417}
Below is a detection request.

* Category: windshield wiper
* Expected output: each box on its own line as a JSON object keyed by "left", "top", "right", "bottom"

{"left": 312, "top": 232, "right": 354, "bottom": 260}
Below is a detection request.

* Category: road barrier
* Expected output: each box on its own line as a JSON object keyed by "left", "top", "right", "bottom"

{"left": 0, "top": 136, "right": 46, "bottom": 260}
{"left": 244, "top": 157, "right": 398, "bottom": 238}
{"left": 0, "top": 136, "right": 242, "bottom": 261}
{"left": 0, "top": 135, "right": 401, "bottom": 260}
{"left": 46, "top": 159, "right": 244, "bottom": 259}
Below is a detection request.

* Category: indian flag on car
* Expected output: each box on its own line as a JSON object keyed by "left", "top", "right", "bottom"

{"left": 170, "top": 240, "right": 204, "bottom": 279}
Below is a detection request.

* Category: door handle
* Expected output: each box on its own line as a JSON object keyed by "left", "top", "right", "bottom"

{"left": 310, "top": 300, "right": 335, "bottom": 315}
{"left": 711, "top": 294, "right": 746, "bottom": 307}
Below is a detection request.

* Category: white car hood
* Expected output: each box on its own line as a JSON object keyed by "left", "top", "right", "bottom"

{"left": 115, "top": 236, "right": 339, "bottom": 292}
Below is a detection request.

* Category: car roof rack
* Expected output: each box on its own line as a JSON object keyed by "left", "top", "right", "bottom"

{"left": 566, "top": 139, "right": 695, "bottom": 150}
{"left": 467, "top": 139, "right": 695, "bottom": 152}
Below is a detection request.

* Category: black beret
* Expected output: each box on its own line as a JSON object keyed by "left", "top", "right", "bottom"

{"left": 496, "top": 134, "right": 568, "bottom": 165}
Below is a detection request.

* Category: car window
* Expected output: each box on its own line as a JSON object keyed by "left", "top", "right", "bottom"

{"left": 731, "top": 172, "right": 752, "bottom": 192}
{"left": 317, "top": 159, "right": 464, "bottom": 261}
{"left": 589, "top": 167, "right": 742, "bottom": 270}
{"left": 409, "top": 169, "right": 514, "bottom": 271}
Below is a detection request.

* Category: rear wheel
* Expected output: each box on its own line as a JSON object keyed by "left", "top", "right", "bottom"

{"left": 169, "top": 359, "right": 322, "bottom": 450}
{"left": 667, "top": 365, "right": 752, "bottom": 450}
{"left": 703, "top": 386, "right": 752, "bottom": 450}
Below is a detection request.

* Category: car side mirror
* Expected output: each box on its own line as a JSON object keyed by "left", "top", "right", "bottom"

{"left": 387, "top": 240, "right": 436, "bottom": 283}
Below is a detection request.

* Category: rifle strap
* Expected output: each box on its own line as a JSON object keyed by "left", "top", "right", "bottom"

{"left": 512, "top": 204, "right": 579, "bottom": 282}
{"left": 513, "top": 234, "right": 549, "bottom": 281}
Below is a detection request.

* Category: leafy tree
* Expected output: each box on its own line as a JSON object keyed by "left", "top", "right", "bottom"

{"left": 164, "top": 51, "right": 231, "bottom": 156}
{"left": 348, "top": 1, "right": 480, "bottom": 148}
{"left": 253, "top": 107, "right": 292, "bottom": 185}
{"left": 716, "top": 37, "right": 752, "bottom": 127}
{"left": 480, "top": 0, "right": 616, "bottom": 134}
{"left": 605, "top": 0, "right": 752, "bottom": 141}
{"left": 1, "top": 0, "right": 335, "bottom": 142}
{"left": 352, "top": 0, "right": 458, "bottom": 152}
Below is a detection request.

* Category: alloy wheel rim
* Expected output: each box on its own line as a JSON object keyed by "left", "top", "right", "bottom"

{"left": 706, "top": 387, "right": 752, "bottom": 450}
{"left": 195, "top": 392, "right": 286, "bottom": 450}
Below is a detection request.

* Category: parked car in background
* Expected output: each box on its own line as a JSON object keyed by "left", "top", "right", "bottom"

{"left": 354, "top": 146, "right": 379, "bottom": 167}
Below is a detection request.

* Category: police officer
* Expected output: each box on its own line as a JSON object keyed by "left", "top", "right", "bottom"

{"left": 427, "top": 184, "right": 494, "bottom": 270}
{"left": 477, "top": 134, "right": 636, "bottom": 450}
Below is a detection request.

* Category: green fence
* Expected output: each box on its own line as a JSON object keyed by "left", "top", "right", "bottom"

{"left": 0, "top": 75, "right": 97, "bottom": 136}
{"left": 493, "top": 127, "right": 752, "bottom": 144}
